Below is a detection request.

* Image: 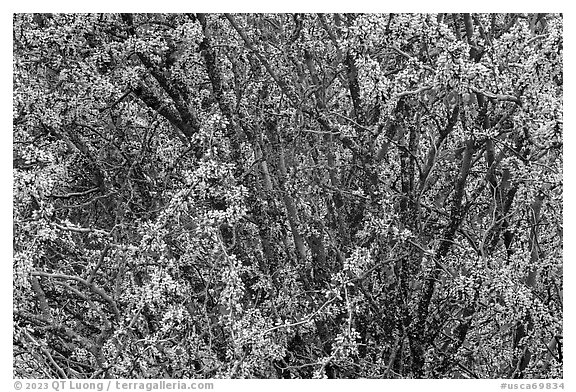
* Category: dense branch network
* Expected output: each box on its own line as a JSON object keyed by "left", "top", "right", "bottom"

{"left": 13, "top": 13, "right": 562, "bottom": 379}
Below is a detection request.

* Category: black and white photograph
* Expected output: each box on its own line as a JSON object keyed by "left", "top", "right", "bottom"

{"left": 12, "top": 11, "right": 563, "bottom": 383}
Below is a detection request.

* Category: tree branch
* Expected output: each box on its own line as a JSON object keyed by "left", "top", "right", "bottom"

{"left": 225, "top": 13, "right": 297, "bottom": 103}
{"left": 470, "top": 87, "right": 522, "bottom": 106}
{"left": 31, "top": 271, "right": 120, "bottom": 320}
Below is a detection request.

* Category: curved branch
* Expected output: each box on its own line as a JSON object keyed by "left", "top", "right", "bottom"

{"left": 31, "top": 271, "right": 120, "bottom": 320}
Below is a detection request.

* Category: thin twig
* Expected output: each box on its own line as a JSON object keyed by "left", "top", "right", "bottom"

{"left": 390, "top": 46, "right": 435, "bottom": 72}
{"left": 261, "top": 296, "right": 338, "bottom": 335}
{"left": 50, "top": 187, "right": 100, "bottom": 199}
{"left": 396, "top": 85, "right": 433, "bottom": 98}
{"left": 54, "top": 223, "right": 111, "bottom": 236}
